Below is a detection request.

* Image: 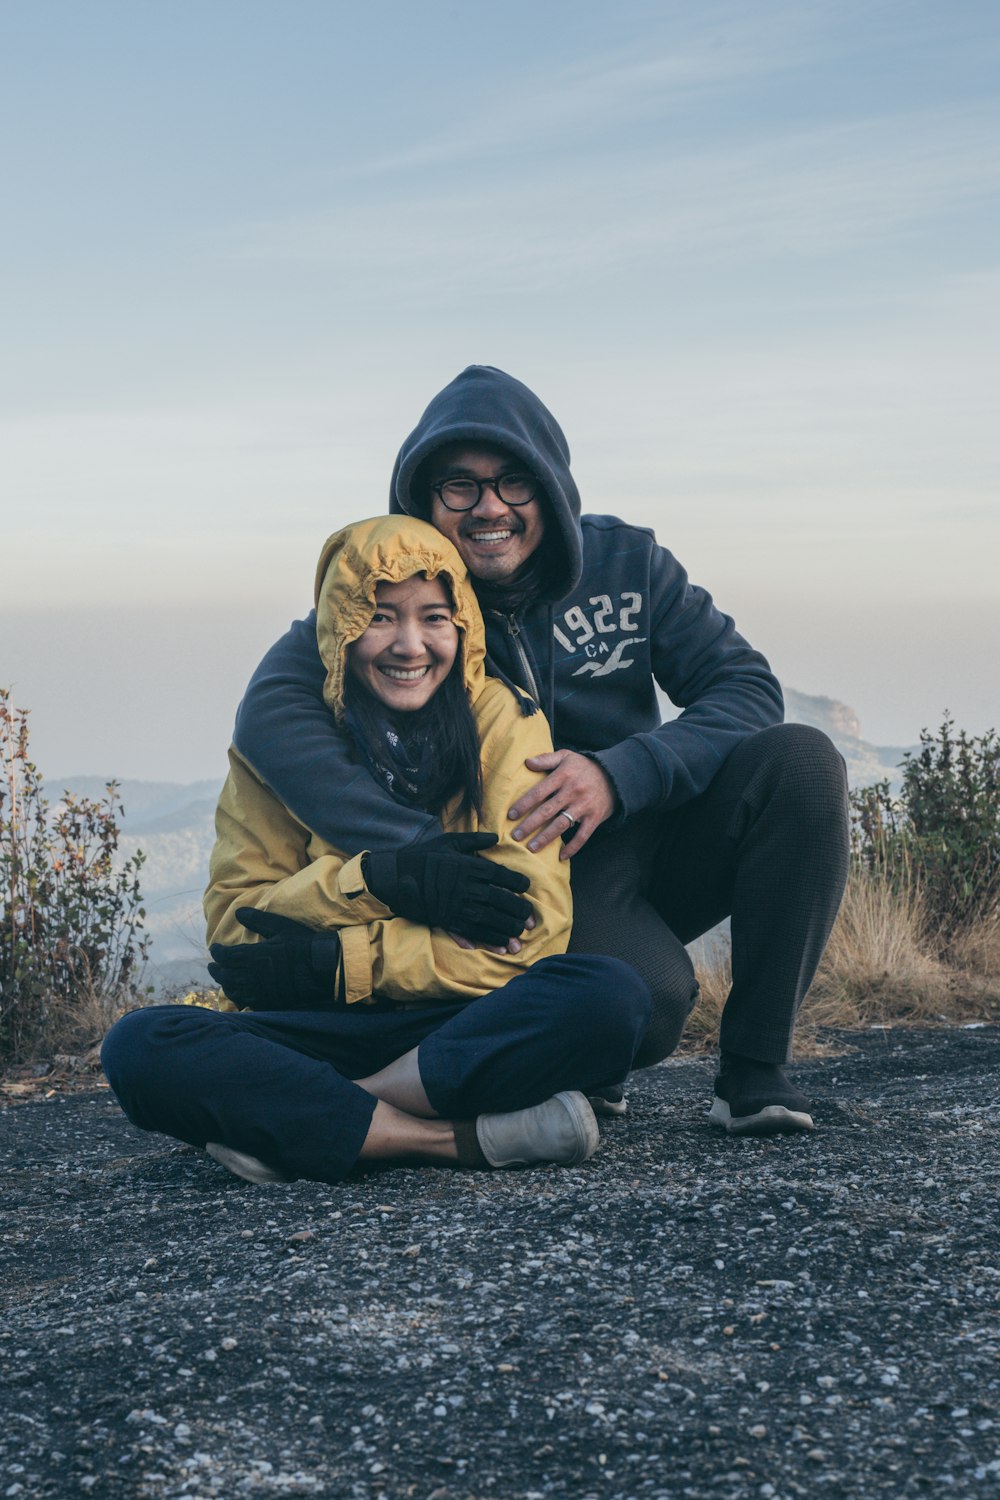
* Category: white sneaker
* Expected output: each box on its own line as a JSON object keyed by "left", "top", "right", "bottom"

{"left": 206, "top": 1142, "right": 293, "bottom": 1184}
{"left": 476, "top": 1091, "right": 600, "bottom": 1169}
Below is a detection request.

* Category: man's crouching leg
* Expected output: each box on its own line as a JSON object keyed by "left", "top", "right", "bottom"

{"left": 568, "top": 824, "right": 701, "bottom": 1069}
{"left": 652, "top": 722, "right": 849, "bottom": 1134}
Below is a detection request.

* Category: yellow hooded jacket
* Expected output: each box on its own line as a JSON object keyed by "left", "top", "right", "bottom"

{"left": 204, "top": 516, "right": 572, "bottom": 1006}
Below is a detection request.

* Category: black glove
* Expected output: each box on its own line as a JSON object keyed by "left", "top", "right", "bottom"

{"left": 364, "top": 832, "right": 532, "bottom": 946}
{"left": 208, "top": 909, "right": 342, "bottom": 1011}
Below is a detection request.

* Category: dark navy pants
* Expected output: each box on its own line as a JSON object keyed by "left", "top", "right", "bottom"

{"left": 101, "top": 954, "right": 651, "bottom": 1183}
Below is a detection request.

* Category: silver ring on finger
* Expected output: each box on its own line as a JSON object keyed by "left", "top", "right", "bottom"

{"left": 558, "top": 809, "right": 578, "bottom": 829}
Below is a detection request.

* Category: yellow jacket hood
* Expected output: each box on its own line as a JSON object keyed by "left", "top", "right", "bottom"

{"left": 313, "top": 516, "right": 486, "bottom": 721}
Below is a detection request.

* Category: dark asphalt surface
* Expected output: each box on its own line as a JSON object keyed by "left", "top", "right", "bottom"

{"left": 2, "top": 1026, "right": 999, "bottom": 1499}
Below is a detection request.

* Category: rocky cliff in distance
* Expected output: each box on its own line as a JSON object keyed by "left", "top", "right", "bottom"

{"left": 55, "top": 691, "right": 917, "bottom": 993}
{"left": 782, "top": 687, "right": 917, "bottom": 792}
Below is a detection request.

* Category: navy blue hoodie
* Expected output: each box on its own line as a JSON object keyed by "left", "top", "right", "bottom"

{"left": 234, "top": 366, "right": 783, "bottom": 850}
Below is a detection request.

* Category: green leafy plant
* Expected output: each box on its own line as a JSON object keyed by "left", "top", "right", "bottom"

{"left": 0, "top": 689, "right": 149, "bottom": 1062}
{"left": 850, "top": 715, "right": 1000, "bottom": 949}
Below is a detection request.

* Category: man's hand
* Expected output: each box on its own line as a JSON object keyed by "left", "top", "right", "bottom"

{"left": 509, "top": 751, "right": 617, "bottom": 859}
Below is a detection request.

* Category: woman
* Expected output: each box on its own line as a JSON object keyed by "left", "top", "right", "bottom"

{"left": 101, "top": 518, "right": 650, "bottom": 1184}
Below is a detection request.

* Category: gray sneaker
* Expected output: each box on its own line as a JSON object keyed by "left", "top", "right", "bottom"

{"left": 206, "top": 1142, "right": 294, "bottom": 1184}
{"left": 476, "top": 1091, "right": 600, "bottom": 1168}
{"left": 587, "top": 1084, "right": 628, "bottom": 1118}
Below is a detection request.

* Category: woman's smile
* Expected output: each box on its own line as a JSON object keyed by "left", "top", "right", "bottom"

{"left": 379, "top": 664, "right": 431, "bottom": 681}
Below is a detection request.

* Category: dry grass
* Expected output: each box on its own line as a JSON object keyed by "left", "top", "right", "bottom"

{"left": 947, "top": 917, "right": 1000, "bottom": 982}
{"left": 684, "top": 936, "right": 733, "bottom": 1052}
{"left": 686, "top": 864, "right": 1000, "bottom": 1056}
{"left": 808, "top": 865, "right": 956, "bottom": 1026}
{"left": 34, "top": 970, "right": 139, "bottom": 1062}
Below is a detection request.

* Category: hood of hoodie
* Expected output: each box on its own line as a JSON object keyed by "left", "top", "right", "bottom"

{"left": 313, "top": 516, "right": 486, "bottom": 722}
{"left": 388, "top": 365, "right": 583, "bottom": 604}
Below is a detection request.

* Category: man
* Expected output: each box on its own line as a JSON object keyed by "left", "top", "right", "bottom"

{"left": 216, "top": 365, "right": 849, "bottom": 1135}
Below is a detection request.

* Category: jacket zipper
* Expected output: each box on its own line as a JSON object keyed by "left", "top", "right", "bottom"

{"left": 494, "top": 611, "right": 541, "bottom": 706}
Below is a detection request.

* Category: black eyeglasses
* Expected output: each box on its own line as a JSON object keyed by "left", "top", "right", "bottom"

{"left": 430, "top": 472, "right": 538, "bottom": 512}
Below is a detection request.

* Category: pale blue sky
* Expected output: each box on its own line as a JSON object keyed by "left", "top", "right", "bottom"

{"left": 2, "top": 0, "right": 998, "bottom": 780}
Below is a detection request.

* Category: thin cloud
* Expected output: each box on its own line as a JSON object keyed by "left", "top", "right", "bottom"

{"left": 343, "top": 6, "right": 829, "bottom": 180}
{"left": 219, "top": 103, "right": 1000, "bottom": 297}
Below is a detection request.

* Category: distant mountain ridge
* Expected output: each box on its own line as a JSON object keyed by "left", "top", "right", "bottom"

{"left": 782, "top": 689, "right": 917, "bottom": 790}
{"left": 53, "top": 689, "right": 918, "bottom": 993}
{"left": 49, "top": 778, "right": 222, "bottom": 827}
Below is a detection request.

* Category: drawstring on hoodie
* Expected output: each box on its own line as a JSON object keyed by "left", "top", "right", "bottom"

{"left": 482, "top": 650, "right": 538, "bottom": 716}
{"left": 480, "top": 605, "right": 560, "bottom": 728}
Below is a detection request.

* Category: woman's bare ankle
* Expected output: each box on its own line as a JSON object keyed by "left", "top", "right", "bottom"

{"left": 357, "top": 1100, "right": 458, "bottom": 1164}
{"left": 355, "top": 1046, "right": 437, "bottom": 1118}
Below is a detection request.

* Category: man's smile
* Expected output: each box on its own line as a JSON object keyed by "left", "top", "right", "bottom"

{"left": 463, "top": 524, "right": 523, "bottom": 546}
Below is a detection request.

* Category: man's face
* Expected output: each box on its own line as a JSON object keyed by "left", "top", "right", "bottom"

{"left": 427, "top": 442, "right": 546, "bottom": 584}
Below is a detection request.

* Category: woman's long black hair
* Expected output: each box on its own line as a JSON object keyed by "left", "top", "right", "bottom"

{"left": 342, "top": 580, "right": 484, "bottom": 819}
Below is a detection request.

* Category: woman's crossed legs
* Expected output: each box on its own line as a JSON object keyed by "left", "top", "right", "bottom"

{"left": 101, "top": 955, "right": 650, "bottom": 1184}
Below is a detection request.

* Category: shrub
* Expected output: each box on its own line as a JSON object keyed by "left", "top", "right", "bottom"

{"left": 688, "top": 715, "right": 1000, "bottom": 1053}
{"left": 851, "top": 715, "right": 1000, "bottom": 949}
{"left": 0, "top": 689, "right": 149, "bottom": 1062}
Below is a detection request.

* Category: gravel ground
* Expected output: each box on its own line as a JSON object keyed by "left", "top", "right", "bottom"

{"left": 2, "top": 1025, "right": 999, "bottom": 1500}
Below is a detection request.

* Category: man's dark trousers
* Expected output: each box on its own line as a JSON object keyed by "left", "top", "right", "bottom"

{"left": 567, "top": 723, "right": 850, "bottom": 1068}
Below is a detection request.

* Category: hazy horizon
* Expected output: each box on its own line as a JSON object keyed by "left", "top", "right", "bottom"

{"left": 3, "top": 0, "right": 997, "bottom": 781}
{"left": 5, "top": 594, "right": 994, "bottom": 786}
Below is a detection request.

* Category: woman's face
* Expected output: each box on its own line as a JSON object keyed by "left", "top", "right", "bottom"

{"left": 348, "top": 575, "right": 459, "bottom": 712}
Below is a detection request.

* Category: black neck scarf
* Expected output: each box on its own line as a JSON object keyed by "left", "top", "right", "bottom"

{"left": 342, "top": 697, "right": 440, "bottom": 807}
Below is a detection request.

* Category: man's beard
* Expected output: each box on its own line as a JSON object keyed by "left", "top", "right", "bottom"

{"left": 470, "top": 545, "right": 553, "bottom": 613}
